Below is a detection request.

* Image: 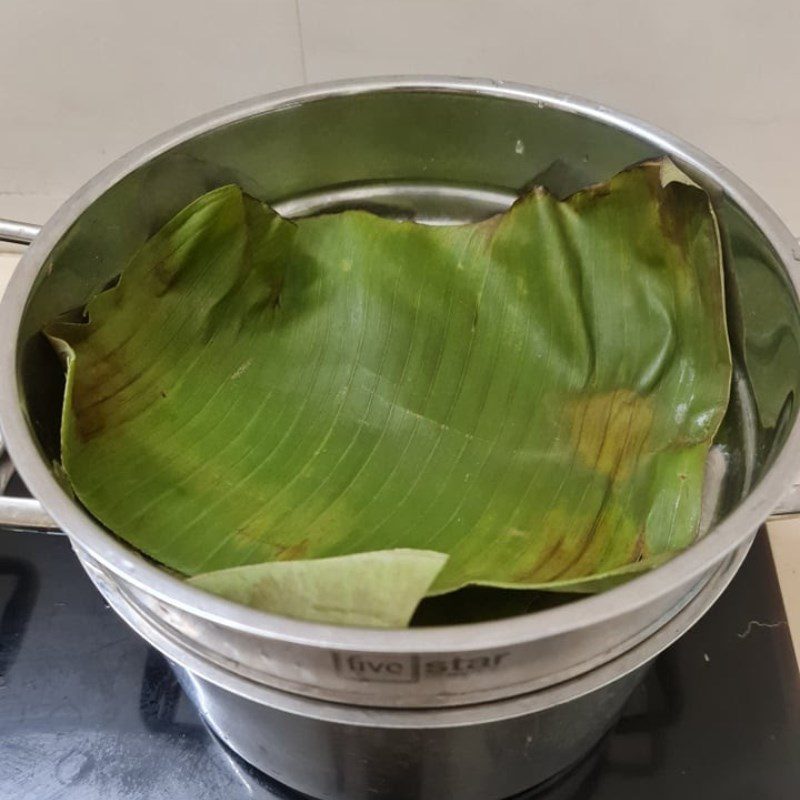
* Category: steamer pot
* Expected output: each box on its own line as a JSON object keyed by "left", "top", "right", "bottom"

{"left": 1, "top": 78, "right": 798, "bottom": 720}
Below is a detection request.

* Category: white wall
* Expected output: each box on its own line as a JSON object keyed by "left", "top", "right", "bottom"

{"left": 1, "top": 0, "right": 799, "bottom": 233}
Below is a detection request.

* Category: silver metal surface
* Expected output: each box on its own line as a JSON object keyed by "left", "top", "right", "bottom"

{"left": 0, "top": 77, "right": 798, "bottom": 709}
{"left": 0, "top": 219, "right": 40, "bottom": 245}
{"left": 0, "top": 496, "right": 61, "bottom": 532}
{"left": 86, "top": 536, "right": 750, "bottom": 800}
{"left": 0, "top": 493, "right": 57, "bottom": 530}
{"left": 0, "top": 429, "right": 58, "bottom": 532}
{"left": 0, "top": 219, "right": 58, "bottom": 532}
{"left": 177, "top": 665, "right": 643, "bottom": 800}
{"left": 99, "top": 551, "right": 709, "bottom": 707}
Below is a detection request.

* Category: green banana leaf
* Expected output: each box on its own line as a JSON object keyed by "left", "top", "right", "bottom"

{"left": 49, "top": 158, "right": 730, "bottom": 626}
{"left": 187, "top": 549, "right": 447, "bottom": 628}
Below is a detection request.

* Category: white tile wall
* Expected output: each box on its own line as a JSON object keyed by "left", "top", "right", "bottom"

{"left": 0, "top": 0, "right": 303, "bottom": 223}
{"left": 0, "top": 253, "right": 19, "bottom": 298}
{"left": 298, "top": 0, "right": 800, "bottom": 234}
{"left": 3, "top": 1, "right": 799, "bottom": 234}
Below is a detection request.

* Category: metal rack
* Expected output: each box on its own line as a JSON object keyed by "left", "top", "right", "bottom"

{"left": 0, "top": 433, "right": 61, "bottom": 533}
{"left": 0, "top": 219, "right": 62, "bottom": 533}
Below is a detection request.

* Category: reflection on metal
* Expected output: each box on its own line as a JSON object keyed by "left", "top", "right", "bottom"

{"left": 0, "top": 497, "right": 60, "bottom": 532}
{"left": 138, "top": 649, "right": 202, "bottom": 737}
{"left": 0, "top": 435, "right": 60, "bottom": 532}
{"left": 0, "top": 219, "right": 40, "bottom": 245}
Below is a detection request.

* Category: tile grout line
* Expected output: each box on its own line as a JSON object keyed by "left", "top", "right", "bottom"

{"left": 294, "top": 0, "right": 308, "bottom": 84}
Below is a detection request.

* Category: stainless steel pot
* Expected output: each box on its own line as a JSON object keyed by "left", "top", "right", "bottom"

{"left": 0, "top": 77, "right": 798, "bottom": 791}
{"left": 90, "top": 531, "right": 751, "bottom": 800}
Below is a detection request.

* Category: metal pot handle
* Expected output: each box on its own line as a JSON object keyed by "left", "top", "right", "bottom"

{"left": 1, "top": 219, "right": 799, "bottom": 532}
{"left": 1, "top": 219, "right": 60, "bottom": 532}
{"left": 0, "top": 218, "right": 41, "bottom": 245}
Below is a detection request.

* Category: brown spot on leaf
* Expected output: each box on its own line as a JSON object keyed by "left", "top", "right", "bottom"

{"left": 568, "top": 388, "right": 653, "bottom": 481}
{"left": 69, "top": 344, "right": 153, "bottom": 443}
{"left": 658, "top": 184, "right": 691, "bottom": 247}
{"left": 574, "top": 183, "right": 612, "bottom": 206}
{"left": 513, "top": 536, "right": 568, "bottom": 583}
{"left": 631, "top": 528, "right": 649, "bottom": 563}
{"left": 511, "top": 508, "right": 594, "bottom": 583}
{"left": 229, "top": 524, "right": 265, "bottom": 549}
{"left": 274, "top": 539, "right": 309, "bottom": 561}
{"left": 70, "top": 348, "right": 128, "bottom": 442}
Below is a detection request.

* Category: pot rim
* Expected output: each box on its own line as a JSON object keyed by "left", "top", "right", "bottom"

{"left": 1, "top": 75, "right": 797, "bottom": 653}
{"left": 114, "top": 539, "right": 751, "bottom": 728}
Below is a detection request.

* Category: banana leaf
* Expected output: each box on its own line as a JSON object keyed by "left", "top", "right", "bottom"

{"left": 49, "top": 158, "right": 730, "bottom": 626}
{"left": 187, "top": 549, "right": 447, "bottom": 628}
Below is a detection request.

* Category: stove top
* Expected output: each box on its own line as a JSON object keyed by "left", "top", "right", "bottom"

{"left": 0, "top": 511, "right": 798, "bottom": 799}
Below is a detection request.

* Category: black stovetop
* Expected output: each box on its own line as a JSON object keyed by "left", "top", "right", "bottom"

{"left": 0, "top": 521, "right": 798, "bottom": 800}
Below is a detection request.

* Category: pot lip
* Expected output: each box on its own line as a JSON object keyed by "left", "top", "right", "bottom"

{"left": 126, "top": 539, "right": 752, "bottom": 727}
{"left": 1, "top": 75, "right": 798, "bottom": 653}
